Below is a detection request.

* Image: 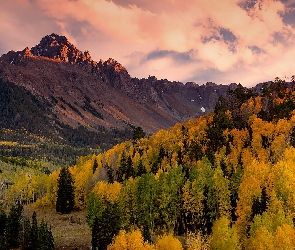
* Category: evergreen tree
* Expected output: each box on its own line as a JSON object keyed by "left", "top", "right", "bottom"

{"left": 0, "top": 209, "right": 6, "bottom": 236}
{"left": 93, "top": 159, "right": 99, "bottom": 174}
{"left": 30, "top": 211, "right": 39, "bottom": 250}
{"left": 0, "top": 209, "right": 6, "bottom": 250}
{"left": 136, "top": 160, "right": 147, "bottom": 176}
{"left": 133, "top": 127, "right": 145, "bottom": 141}
{"left": 91, "top": 201, "right": 122, "bottom": 250}
{"left": 20, "top": 217, "right": 31, "bottom": 250}
{"left": 38, "top": 220, "right": 54, "bottom": 250}
{"left": 125, "top": 156, "right": 135, "bottom": 180}
{"left": 117, "top": 152, "right": 127, "bottom": 182}
{"left": 5, "top": 203, "right": 23, "bottom": 249}
{"left": 56, "top": 167, "right": 75, "bottom": 214}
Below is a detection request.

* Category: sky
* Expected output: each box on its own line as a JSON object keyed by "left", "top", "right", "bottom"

{"left": 1, "top": 0, "right": 295, "bottom": 87}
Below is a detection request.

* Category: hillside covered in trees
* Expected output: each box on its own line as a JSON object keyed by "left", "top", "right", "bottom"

{"left": 2, "top": 79, "right": 295, "bottom": 249}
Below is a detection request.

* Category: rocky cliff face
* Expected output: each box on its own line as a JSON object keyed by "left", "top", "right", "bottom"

{"left": 0, "top": 33, "right": 230, "bottom": 138}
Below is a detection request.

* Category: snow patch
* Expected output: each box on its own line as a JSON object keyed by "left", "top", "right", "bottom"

{"left": 201, "top": 107, "right": 205, "bottom": 112}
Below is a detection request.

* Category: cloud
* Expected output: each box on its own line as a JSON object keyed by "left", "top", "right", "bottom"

{"left": 1, "top": 0, "right": 295, "bottom": 87}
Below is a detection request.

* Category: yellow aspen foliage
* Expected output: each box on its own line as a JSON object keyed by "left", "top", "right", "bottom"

{"left": 211, "top": 217, "right": 240, "bottom": 250}
{"left": 272, "top": 147, "right": 295, "bottom": 212}
{"left": 213, "top": 166, "right": 231, "bottom": 217}
{"left": 118, "top": 178, "right": 139, "bottom": 228}
{"left": 248, "top": 226, "right": 274, "bottom": 250}
{"left": 227, "top": 128, "right": 250, "bottom": 169}
{"left": 171, "top": 151, "right": 179, "bottom": 168}
{"left": 36, "top": 168, "right": 60, "bottom": 207}
{"left": 7, "top": 172, "right": 34, "bottom": 204}
{"left": 270, "top": 119, "right": 292, "bottom": 162}
{"left": 241, "top": 148, "right": 255, "bottom": 169}
{"left": 92, "top": 181, "right": 122, "bottom": 203}
{"left": 249, "top": 116, "right": 293, "bottom": 163}
{"left": 107, "top": 230, "right": 154, "bottom": 250}
{"left": 186, "top": 232, "right": 211, "bottom": 250}
{"left": 236, "top": 160, "right": 268, "bottom": 236}
{"left": 182, "top": 180, "right": 202, "bottom": 220}
{"left": 187, "top": 116, "right": 208, "bottom": 151}
{"left": 103, "top": 142, "right": 131, "bottom": 170}
{"left": 70, "top": 160, "right": 93, "bottom": 209}
{"left": 155, "top": 234, "right": 183, "bottom": 250}
{"left": 160, "top": 156, "right": 171, "bottom": 172}
{"left": 132, "top": 151, "right": 141, "bottom": 169}
{"left": 250, "top": 116, "right": 275, "bottom": 163}
{"left": 247, "top": 209, "right": 295, "bottom": 249}
{"left": 31, "top": 173, "right": 48, "bottom": 200}
{"left": 289, "top": 110, "right": 295, "bottom": 124}
{"left": 273, "top": 224, "right": 295, "bottom": 250}
{"left": 240, "top": 96, "right": 262, "bottom": 120}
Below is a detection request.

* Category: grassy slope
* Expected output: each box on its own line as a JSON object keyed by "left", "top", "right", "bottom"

{"left": 23, "top": 205, "right": 91, "bottom": 250}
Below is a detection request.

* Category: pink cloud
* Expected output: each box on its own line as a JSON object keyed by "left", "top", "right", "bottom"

{"left": 1, "top": 0, "right": 295, "bottom": 87}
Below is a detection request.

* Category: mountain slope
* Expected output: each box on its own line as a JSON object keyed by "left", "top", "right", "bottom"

{"left": 0, "top": 33, "right": 231, "bottom": 148}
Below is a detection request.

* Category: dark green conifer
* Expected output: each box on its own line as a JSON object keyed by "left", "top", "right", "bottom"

{"left": 91, "top": 201, "right": 122, "bottom": 250}
{"left": 30, "top": 211, "right": 39, "bottom": 250}
{"left": 0, "top": 209, "right": 6, "bottom": 236}
{"left": 38, "top": 220, "right": 54, "bottom": 250}
{"left": 93, "top": 159, "right": 99, "bottom": 174}
{"left": 5, "top": 203, "right": 23, "bottom": 249}
{"left": 133, "top": 127, "right": 145, "bottom": 141}
{"left": 56, "top": 167, "right": 75, "bottom": 214}
{"left": 20, "top": 217, "right": 31, "bottom": 250}
{"left": 136, "top": 160, "right": 146, "bottom": 176}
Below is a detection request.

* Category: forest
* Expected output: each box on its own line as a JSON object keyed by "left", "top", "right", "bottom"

{"left": 2, "top": 79, "right": 295, "bottom": 249}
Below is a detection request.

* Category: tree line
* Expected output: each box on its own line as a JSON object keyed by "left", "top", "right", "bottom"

{"left": 3, "top": 79, "right": 295, "bottom": 249}
{"left": 0, "top": 204, "right": 54, "bottom": 250}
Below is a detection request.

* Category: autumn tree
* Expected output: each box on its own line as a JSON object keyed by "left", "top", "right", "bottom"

{"left": 211, "top": 216, "right": 240, "bottom": 250}
{"left": 56, "top": 167, "right": 75, "bottom": 214}
{"left": 107, "top": 229, "right": 154, "bottom": 250}
{"left": 155, "top": 234, "right": 183, "bottom": 250}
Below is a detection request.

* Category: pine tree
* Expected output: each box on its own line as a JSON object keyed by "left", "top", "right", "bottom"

{"left": 0, "top": 209, "right": 6, "bottom": 236}
{"left": 136, "top": 160, "right": 147, "bottom": 176}
{"left": 5, "top": 203, "right": 23, "bottom": 249}
{"left": 20, "top": 217, "right": 31, "bottom": 250}
{"left": 38, "top": 220, "right": 54, "bottom": 250}
{"left": 30, "top": 211, "right": 39, "bottom": 250}
{"left": 56, "top": 167, "right": 75, "bottom": 214}
{"left": 0, "top": 210, "right": 6, "bottom": 250}
{"left": 93, "top": 159, "right": 99, "bottom": 174}
{"left": 91, "top": 201, "right": 122, "bottom": 250}
{"left": 133, "top": 127, "right": 145, "bottom": 141}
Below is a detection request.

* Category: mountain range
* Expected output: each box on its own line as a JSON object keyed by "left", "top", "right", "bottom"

{"left": 0, "top": 33, "right": 237, "bottom": 148}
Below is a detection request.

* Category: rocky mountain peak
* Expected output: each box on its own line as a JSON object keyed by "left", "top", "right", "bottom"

{"left": 30, "top": 33, "right": 92, "bottom": 64}
{"left": 0, "top": 33, "right": 94, "bottom": 66}
{"left": 103, "top": 58, "right": 127, "bottom": 73}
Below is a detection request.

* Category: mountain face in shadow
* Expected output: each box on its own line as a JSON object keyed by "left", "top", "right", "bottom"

{"left": 0, "top": 33, "right": 230, "bottom": 148}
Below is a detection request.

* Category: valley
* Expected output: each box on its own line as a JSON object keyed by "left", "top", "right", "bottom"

{"left": 1, "top": 34, "right": 295, "bottom": 250}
